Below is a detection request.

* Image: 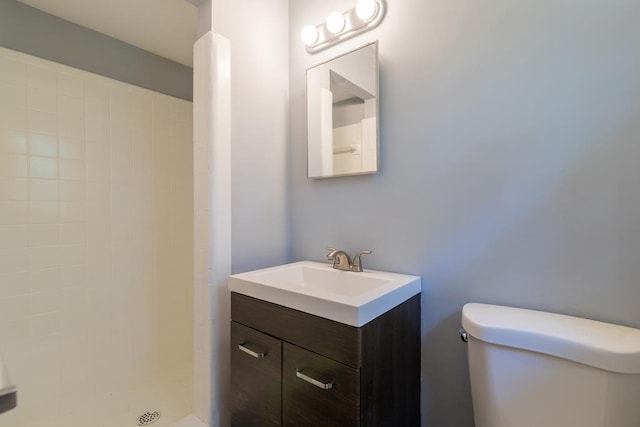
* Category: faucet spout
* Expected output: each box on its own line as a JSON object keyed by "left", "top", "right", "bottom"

{"left": 326, "top": 248, "right": 353, "bottom": 271}
{"left": 325, "top": 247, "right": 372, "bottom": 272}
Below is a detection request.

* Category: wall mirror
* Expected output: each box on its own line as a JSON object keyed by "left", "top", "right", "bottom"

{"left": 306, "top": 42, "right": 379, "bottom": 178}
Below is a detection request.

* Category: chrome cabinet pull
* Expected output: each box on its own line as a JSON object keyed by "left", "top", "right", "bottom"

{"left": 238, "top": 343, "right": 267, "bottom": 359}
{"left": 296, "top": 369, "right": 333, "bottom": 390}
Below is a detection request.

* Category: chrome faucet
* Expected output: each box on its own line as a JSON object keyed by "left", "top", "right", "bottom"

{"left": 326, "top": 247, "right": 372, "bottom": 272}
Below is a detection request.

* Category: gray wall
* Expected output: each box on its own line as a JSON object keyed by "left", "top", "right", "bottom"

{"left": 0, "top": 0, "right": 192, "bottom": 100}
{"left": 289, "top": 0, "right": 640, "bottom": 425}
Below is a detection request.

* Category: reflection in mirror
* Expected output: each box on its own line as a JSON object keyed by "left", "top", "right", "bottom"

{"left": 307, "top": 42, "right": 378, "bottom": 178}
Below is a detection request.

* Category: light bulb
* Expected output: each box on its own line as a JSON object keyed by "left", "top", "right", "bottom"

{"left": 355, "top": 0, "right": 377, "bottom": 21}
{"left": 301, "top": 25, "right": 319, "bottom": 46}
{"left": 326, "top": 11, "right": 345, "bottom": 34}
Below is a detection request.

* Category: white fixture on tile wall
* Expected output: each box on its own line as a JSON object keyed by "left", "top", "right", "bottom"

{"left": 0, "top": 47, "right": 194, "bottom": 426}
{"left": 301, "top": 0, "right": 386, "bottom": 53}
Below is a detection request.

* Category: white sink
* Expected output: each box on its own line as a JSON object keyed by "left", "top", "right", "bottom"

{"left": 228, "top": 261, "right": 421, "bottom": 327}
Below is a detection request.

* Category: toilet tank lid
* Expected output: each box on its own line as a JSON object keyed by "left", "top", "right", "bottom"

{"left": 462, "top": 303, "right": 640, "bottom": 374}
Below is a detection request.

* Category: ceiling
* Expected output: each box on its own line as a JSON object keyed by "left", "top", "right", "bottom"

{"left": 17, "top": 0, "right": 197, "bottom": 67}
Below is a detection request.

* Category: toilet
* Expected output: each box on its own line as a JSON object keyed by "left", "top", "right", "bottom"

{"left": 461, "top": 303, "right": 640, "bottom": 427}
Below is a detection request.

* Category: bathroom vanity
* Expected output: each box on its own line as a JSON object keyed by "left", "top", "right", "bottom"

{"left": 228, "top": 261, "right": 421, "bottom": 426}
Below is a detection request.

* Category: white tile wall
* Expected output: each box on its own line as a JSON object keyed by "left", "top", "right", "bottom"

{"left": 0, "top": 47, "right": 194, "bottom": 427}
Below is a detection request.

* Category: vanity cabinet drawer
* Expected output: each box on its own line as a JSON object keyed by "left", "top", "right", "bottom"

{"left": 283, "top": 342, "right": 360, "bottom": 427}
{"left": 230, "top": 321, "right": 282, "bottom": 427}
{"left": 231, "top": 292, "right": 360, "bottom": 367}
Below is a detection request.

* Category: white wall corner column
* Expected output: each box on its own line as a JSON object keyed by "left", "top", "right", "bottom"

{"left": 193, "top": 31, "right": 231, "bottom": 427}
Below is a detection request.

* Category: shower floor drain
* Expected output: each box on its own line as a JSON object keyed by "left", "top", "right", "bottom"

{"left": 137, "top": 410, "right": 161, "bottom": 426}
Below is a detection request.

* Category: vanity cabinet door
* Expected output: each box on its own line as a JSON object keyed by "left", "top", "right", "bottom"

{"left": 282, "top": 342, "right": 360, "bottom": 427}
{"left": 231, "top": 321, "right": 282, "bottom": 427}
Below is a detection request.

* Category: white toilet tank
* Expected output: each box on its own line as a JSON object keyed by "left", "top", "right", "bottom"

{"left": 462, "top": 303, "right": 640, "bottom": 427}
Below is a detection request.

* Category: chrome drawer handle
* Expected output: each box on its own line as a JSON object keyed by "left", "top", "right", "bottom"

{"left": 238, "top": 343, "right": 267, "bottom": 359}
{"left": 296, "top": 369, "right": 333, "bottom": 390}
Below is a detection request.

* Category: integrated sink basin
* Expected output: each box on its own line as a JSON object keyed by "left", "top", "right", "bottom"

{"left": 228, "top": 261, "right": 421, "bottom": 327}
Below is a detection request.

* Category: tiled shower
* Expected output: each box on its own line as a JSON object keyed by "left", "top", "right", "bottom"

{"left": 0, "top": 47, "right": 194, "bottom": 427}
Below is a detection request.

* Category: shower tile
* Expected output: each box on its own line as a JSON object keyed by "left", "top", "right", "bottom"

{"left": 59, "top": 180, "right": 86, "bottom": 201}
{"left": 60, "top": 308, "right": 90, "bottom": 336}
{"left": 59, "top": 202, "right": 86, "bottom": 223}
{"left": 0, "top": 106, "right": 27, "bottom": 131}
{"left": 0, "top": 225, "right": 28, "bottom": 250}
{"left": 59, "top": 223, "right": 85, "bottom": 246}
{"left": 59, "top": 244, "right": 86, "bottom": 267}
{"left": 27, "top": 87, "right": 57, "bottom": 113}
{"left": 29, "top": 246, "right": 59, "bottom": 270}
{"left": 111, "top": 142, "right": 133, "bottom": 176}
{"left": 29, "top": 201, "right": 58, "bottom": 224}
{"left": 29, "top": 268, "right": 60, "bottom": 293}
{"left": 0, "top": 333, "right": 31, "bottom": 386}
{"left": 87, "top": 172, "right": 111, "bottom": 196}
{"left": 26, "top": 64, "right": 57, "bottom": 91}
{"left": 111, "top": 182, "right": 132, "bottom": 210}
{"left": 85, "top": 96, "right": 109, "bottom": 123}
{"left": 0, "top": 247, "right": 28, "bottom": 273}
{"left": 22, "top": 400, "right": 62, "bottom": 427}
{"left": 1, "top": 49, "right": 194, "bottom": 427}
{"left": 30, "top": 289, "right": 62, "bottom": 315}
{"left": 29, "top": 179, "right": 58, "bottom": 201}
{"left": 0, "top": 81, "right": 26, "bottom": 110}
{"left": 28, "top": 110, "right": 57, "bottom": 135}
{"left": 59, "top": 95, "right": 83, "bottom": 118}
{"left": 0, "top": 201, "right": 28, "bottom": 225}
{"left": 0, "top": 294, "right": 30, "bottom": 321}
{"left": 0, "top": 55, "right": 26, "bottom": 85}
{"left": 0, "top": 154, "right": 27, "bottom": 177}
{"left": 28, "top": 133, "right": 57, "bottom": 157}
{"left": 86, "top": 222, "right": 110, "bottom": 251}
{"left": 87, "top": 203, "right": 110, "bottom": 225}
{"left": 85, "top": 119, "right": 109, "bottom": 143}
{"left": 0, "top": 318, "right": 30, "bottom": 345}
{"left": 86, "top": 159, "right": 110, "bottom": 185}
{"left": 59, "top": 266, "right": 87, "bottom": 288}
{"left": 58, "top": 137, "right": 84, "bottom": 159}
{"left": 111, "top": 218, "right": 133, "bottom": 244}
{"left": 0, "top": 271, "right": 29, "bottom": 298}
{"left": 0, "top": 154, "right": 28, "bottom": 177}
{"left": 58, "top": 114, "right": 84, "bottom": 139}
{"left": 110, "top": 87, "right": 133, "bottom": 119}
{"left": 57, "top": 74, "right": 84, "bottom": 99}
{"left": 31, "top": 312, "right": 62, "bottom": 337}
{"left": 59, "top": 158, "right": 86, "bottom": 180}
{"left": 0, "top": 177, "right": 27, "bottom": 200}
{"left": 29, "top": 156, "right": 57, "bottom": 179}
{"left": 133, "top": 91, "right": 152, "bottom": 113}
{"left": 170, "top": 100, "right": 192, "bottom": 124}
{"left": 59, "top": 358, "right": 91, "bottom": 402}
{"left": 85, "top": 78, "right": 109, "bottom": 99}
{"left": 0, "top": 129, "right": 27, "bottom": 154}
{"left": 28, "top": 224, "right": 58, "bottom": 248}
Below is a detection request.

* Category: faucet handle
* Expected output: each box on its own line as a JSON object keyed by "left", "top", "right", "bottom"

{"left": 351, "top": 250, "right": 372, "bottom": 272}
{"left": 326, "top": 247, "right": 338, "bottom": 259}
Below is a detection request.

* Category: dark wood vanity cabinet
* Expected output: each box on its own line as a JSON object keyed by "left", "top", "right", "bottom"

{"left": 230, "top": 292, "right": 421, "bottom": 427}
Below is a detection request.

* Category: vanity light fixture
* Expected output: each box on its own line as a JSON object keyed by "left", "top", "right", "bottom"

{"left": 301, "top": 25, "right": 319, "bottom": 46}
{"left": 326, "top": 11, "right": 346, "bottom": 34}
{"left": 301, "top": 0, "right": 386, "bottom": 53}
